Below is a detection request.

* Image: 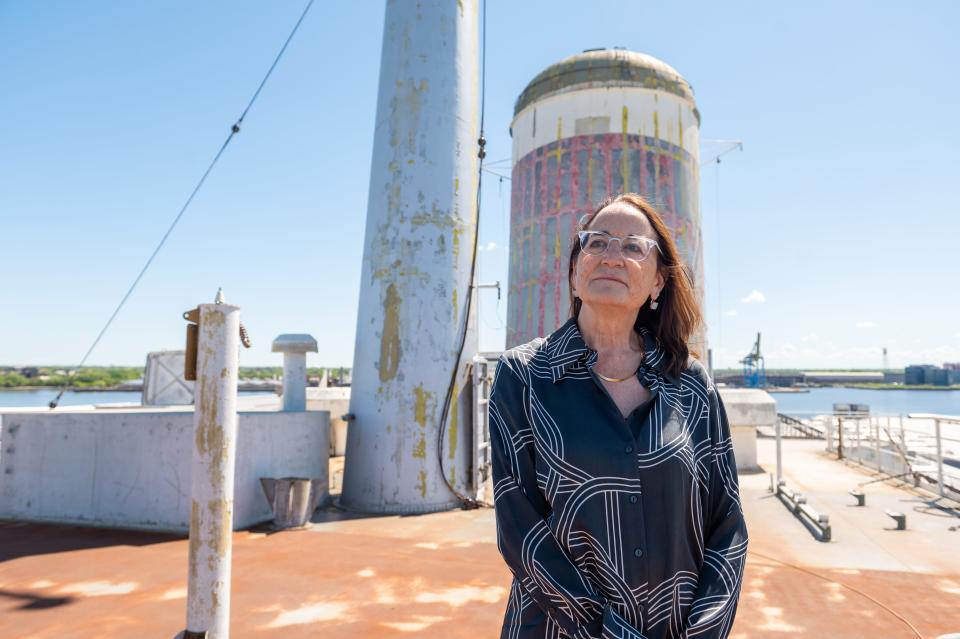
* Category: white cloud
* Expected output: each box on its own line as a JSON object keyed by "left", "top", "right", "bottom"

{"left": 801, "top": 333, "right": 819, "bottom": 343}
{"left": 740, "top": 290, "right": 765, "bottom": 304}
{"left": 477, "top": 241, "right": 497, "bottom": 252}
{"left": 855, "top": 321, "right": 877, "bottom": 329}
{"left": 724, "top": 310, "right": 738, "bottom": 317}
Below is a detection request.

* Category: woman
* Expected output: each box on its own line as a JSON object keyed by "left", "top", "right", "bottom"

{"left": 489, "top": 193, "right": 748, "bottom": 639}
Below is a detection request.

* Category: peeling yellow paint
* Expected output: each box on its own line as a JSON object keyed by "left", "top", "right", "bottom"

{"left": 410, "top": 209, "right": 458, "bottom": 229}
{"left": 413, "top": 384, "right": 433, "bottom": 428}
{"left": 621, "top": 105, "right": 629, "bottom": 190}
{"left": 373, "top": 260, "right": 402, "bottom": 280}
{"left": 587, "top": 154, "right": 594, "bottom": 201}
{"left": 412, "top": 436, "right": 426, "bottom": 458}
{"left": 449, "top": 463, "right": 456, "bottom": 485}
{"left": 418, "top": 469, "right": 428, "bottom": 498}
{"left": 448, "top": 382, "right": 458, "bottom": 459}
{"left": 678, "top": 104, "right": 684, "bottom": 150}
{"left": 452, "top": 226, "right": 462, "bottom": 260}
{"left": 553, "top": 117, "right": 564, "bottom": 208}
{"left": 378, "top": 283, "right": 401, "bottom": 382}
{"left": 653, "top": 111, "right": 660, "bottom": 139}
{"left": 452, "top": 287, "right": 458, "bottom": 323}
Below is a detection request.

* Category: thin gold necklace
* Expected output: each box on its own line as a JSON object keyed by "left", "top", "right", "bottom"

{"left": 594, "top": 369, "right": 637, "bottom": 383}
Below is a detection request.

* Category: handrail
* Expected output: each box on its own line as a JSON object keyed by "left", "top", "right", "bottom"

{"left": 908, "top": 413, "right": 960, "bottom": 424}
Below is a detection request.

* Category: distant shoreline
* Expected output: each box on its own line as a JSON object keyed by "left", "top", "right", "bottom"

{"left": 0, "top": 386, "right": 138, "bottom": 392}
{"left": 840, "top": 383, "right": 960, "bottom": 391}
{"left": 0, "top": 385, "right": 281, "bottom": 393}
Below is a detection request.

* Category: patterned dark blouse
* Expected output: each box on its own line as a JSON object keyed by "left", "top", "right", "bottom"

{"left": 490, "top": 317, "right": 748, "bottom": 639}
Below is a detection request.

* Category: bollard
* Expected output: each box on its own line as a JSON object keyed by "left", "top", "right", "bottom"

{"left": 271, "top": 334, "right": 318, "bottom": 412}
{"left": 182, "top": 303, "right": 241, "bottom": 639}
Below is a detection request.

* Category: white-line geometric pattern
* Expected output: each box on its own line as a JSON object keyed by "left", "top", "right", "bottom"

{"left": 491, "top": 317, "right": 748, "bottom": 639}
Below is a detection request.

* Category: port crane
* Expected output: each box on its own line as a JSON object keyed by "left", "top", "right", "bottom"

{"left": 741, "top": 332, "right": 766, "bottom": 388}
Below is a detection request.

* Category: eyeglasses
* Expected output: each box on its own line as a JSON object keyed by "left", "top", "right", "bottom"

{"left": 577, "top": 230, "right": 661, "bottom": 262}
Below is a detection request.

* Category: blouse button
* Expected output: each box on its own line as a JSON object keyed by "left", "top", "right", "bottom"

{"left": 624, "top": 445, "right": 634, "bottom": 454}
{"left": 634, "top": 548, "right": 643, "bottom": 558}
{"left": 629, "top": 495, "right": 638, "bottom": 504}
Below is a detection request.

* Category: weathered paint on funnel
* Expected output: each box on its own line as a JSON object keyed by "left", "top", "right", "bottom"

{"left": 340, "top": 0, "right": 479, "bottom": 514}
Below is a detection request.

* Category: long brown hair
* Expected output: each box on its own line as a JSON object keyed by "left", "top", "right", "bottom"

{"left": 568, "top": 193, "right": 702, "bottom": 379}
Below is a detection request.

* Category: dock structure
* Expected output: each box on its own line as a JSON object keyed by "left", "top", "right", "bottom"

{"left": 2, "top": 437, "right": 959, "bottom": 638}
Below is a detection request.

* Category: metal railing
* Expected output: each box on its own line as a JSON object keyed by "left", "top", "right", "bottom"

{"left": 470, "top": 353, "right": 497, "bottom": 502}
{"left": 822, "top": 411, "right": 960, "bottom": 500}
{"left": 775, "top": 413, "right": 825, "bottom": 439}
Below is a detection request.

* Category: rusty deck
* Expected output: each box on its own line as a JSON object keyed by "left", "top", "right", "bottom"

{"left": 2, "top": 440, "right": 959, "bottom": 638}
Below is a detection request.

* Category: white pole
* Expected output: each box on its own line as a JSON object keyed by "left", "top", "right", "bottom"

{"left": 874, "top": 417, "right": 881, "bottom": 471}
{"left": 185, "top": 303, "right": 240, "bottom": 639}
{"left": 341, "top": 0, "right": 479, "bottom": 513}
{"left": 935, "top": 418, "right": 944, "bottom": 498}
{"left": 775, "top": 415, "right": 783, "bottom": 486}
{"left": 282, "top": 352, "right": 306, "bottom": 411}
{"left": 900, "top": 414, "right": 906, "bottom": 450}
{"left": 855, "top": 418, "right": 861, "bottom": 463}
{"left": 271, "top": 334, "right": 318, "bottom": 412}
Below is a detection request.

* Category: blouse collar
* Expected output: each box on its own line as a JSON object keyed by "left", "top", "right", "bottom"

{"left": 544, "top": 316, "right": 676, "bottom": 386}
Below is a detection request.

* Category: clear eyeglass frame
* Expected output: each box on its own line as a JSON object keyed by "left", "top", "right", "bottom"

{"left": 577, "top": 230, "right": 661, "bottom": 262}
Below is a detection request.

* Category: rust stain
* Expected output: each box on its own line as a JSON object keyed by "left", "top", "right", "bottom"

{"left": 188, "top": 500, "right": 201, "bottom": 580}
{"left": 195, "top": 375, "right": 223, "bottom": 458}
{"left": 378, "top": 283, "right": 401, "bottom": 382}
{"left": 207, "top": 499, "right": 232, "bottom": 559}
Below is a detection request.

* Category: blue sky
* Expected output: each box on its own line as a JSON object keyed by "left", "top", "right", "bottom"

{"left": 1, "top": 1, "right": 958, "bottom": 370}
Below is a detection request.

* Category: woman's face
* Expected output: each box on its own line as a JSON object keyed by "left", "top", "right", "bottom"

{"left": 571, "top": 202, "right": 665, "bottom": 314}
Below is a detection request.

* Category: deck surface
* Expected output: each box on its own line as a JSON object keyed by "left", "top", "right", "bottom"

{"left": 2, "top": 439, "right": 959, "bottom": 638}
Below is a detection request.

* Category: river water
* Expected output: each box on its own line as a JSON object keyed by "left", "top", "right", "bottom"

{"left": 1, "top": 386, "right": 957, "bottom": 415}
{"left": 0, "top": 389, "right": 272, "bottom": 408}
{"left": 767, "top": 387, "right": 960, "bottom": 417}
